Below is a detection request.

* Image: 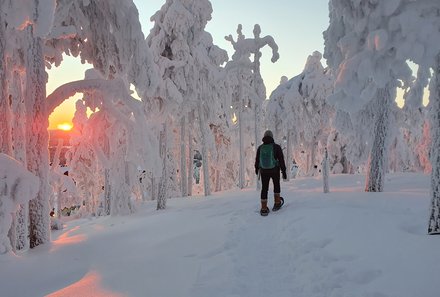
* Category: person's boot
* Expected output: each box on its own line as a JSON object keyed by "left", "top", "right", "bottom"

{"left": 260, "top": 199, "right": 269, "bottom": 216}
{"left": 272, "top": 193, "right": 283, "bottom": 211}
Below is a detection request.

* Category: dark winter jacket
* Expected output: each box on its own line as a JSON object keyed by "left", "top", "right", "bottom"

{"left": 255, "top": 135, "right": 287, "bottom": 174}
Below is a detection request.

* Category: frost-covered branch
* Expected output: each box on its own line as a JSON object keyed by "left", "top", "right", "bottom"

{"left": 46, "top": 78, "right": 140, "bottom": 120}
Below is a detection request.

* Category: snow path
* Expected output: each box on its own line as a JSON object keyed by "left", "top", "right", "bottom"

{"left": 1, "top": 173, "right": 439, "bottom": 297}
{"left": 190, "top": 173, "right": 438, "bottom": 297}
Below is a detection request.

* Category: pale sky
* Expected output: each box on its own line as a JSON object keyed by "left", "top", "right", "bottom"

{"left": 47, "top": 0, "right": 330, "bottom": 129}
{"left": 135, "top": 0, "right": 330, "bottom": 94}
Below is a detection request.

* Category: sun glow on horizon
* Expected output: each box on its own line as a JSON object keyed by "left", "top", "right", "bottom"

{"left": 57, "top": 122, "right": 73, "bottom": 131}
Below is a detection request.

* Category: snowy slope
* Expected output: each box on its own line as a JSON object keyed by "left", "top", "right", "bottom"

{"left": 0, "top": 173, "right": 438, "bottom": 297}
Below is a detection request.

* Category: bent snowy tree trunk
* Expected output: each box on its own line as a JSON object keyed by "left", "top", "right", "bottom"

{"left": 25, "top": 27, "right": 51, "bottom": 248}
{"left": 428, "top": 54, "right": 440, "bottom": 235}
{"left": 365, "top": 87, "right": 392, "bottom": 192}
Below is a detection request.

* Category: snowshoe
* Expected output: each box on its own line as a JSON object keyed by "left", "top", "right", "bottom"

{"left": 272, "top": 197, "right": 284, "bottom": 211}
{"left": 260, "top": 207, "right": 270, "bottom": 216}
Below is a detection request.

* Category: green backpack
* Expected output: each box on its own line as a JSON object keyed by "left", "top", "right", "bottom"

{"left": 259, "top": 144, "right": 278, "bottom": 169}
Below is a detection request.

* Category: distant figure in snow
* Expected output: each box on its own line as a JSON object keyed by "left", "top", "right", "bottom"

{"left": 255, "top": 130, "right": 287, "bottom": 216}
{"left": 290, "top": 159, "right": 299, "bottom": 179}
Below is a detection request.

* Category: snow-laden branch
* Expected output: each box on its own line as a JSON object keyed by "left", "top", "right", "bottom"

{"left": 46, "top": 78, "right": 140, "bottom": 118}
{"left": 226, "top": 24, "right": 279, "bottom": 64}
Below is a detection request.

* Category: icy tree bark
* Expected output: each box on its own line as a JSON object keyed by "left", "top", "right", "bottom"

{"left": 365, "top": 87, "right": 391, "bottom": 192}
{"left": 322, "top": 148, "right": 330, "bottom": 193}
{"left": 157, "top": 123, "right": 168, "bottom": 210}
{"left": 10, "top": 71, "right": 29, "bottom": 251}
{"left": 103, "top": 136, "right": 111, "bottom": 215}
{"left": 25, "top": 26, "right": 51, "bottom": 248}
{"left": 0, "top": 19, "right": 17, "bottom": 251}
{"left": 0, "top": 19, "right": 11, "bottom": 156}
{"left": 197, "top": 102, "right": 211, "bottom": 196}
{"left": 180, "top": 116, "right": 188, "bottom": 197}
{"left": 428, "top": 54, "right": 440, "bottom": 234}
{"left": 215, "top": 168, "right": 221, "bottom": 192}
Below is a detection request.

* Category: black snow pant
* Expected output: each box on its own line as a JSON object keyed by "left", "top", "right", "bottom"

{"left": 260, "top": 167, "right": 280, "bottom": 200}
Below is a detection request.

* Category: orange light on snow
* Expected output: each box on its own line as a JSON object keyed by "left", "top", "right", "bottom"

{"left": 51, "top": 226, "right": 86, "bottom": 252}
{"left": 46, "top": 271, "right": 126, "bottom": 297}
{"left": 57, "top": 123, "right": 73, "bottom": 131}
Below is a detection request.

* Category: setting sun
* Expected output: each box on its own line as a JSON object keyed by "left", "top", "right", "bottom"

{"left": 57, "top": 123, "right": 73, "bottom": 131}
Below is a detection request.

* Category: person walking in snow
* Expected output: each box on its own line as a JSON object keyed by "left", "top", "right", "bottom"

{"left": 255, "top": 130, "right": 287, "bottom": 216}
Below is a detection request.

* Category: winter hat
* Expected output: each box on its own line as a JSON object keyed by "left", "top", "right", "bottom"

{"left": 263, "top": 130, "right": 273, "bottom": 138}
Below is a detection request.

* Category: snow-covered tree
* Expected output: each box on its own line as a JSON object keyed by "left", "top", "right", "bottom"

{"left": 193, "top": 32, "right": 229, "bottom": 195}
{"left": 266, "top": 51, "right": 334, "bottom": 176}
{"left": 389, "top": 107, "right": 430, "bottom": 173}
{"left": 46, "top": 1, "right": 160, "bottom": 216}
{"left": 225, "top": 24, "right": 279, "bottom": 187}
{"left": 8, "top": 66, "right": 29, "bottom": 251}
{"left": 0, "top": 0, "right": 58, "bottom": 249}
{"left": 66, "top": 100, "right": 103, "bottom": 215}
{"left": 147, "top": 0, "right": 229, "bottom": 200}
{"left": 386, "top": 0, "right": 440, "bottom": 234}
{"left": 324, "top": 0, "right": 413, "bottom": 192}
{"left": 25, "top": 26, "right": 52, "bottom": 248}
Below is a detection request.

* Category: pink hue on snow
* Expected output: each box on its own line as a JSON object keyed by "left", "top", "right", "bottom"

{"left": 46, "top": 270, "right": 126, "bottom": 297}
{"left": 50, "top": 226, "right": 87, "bottom": 252}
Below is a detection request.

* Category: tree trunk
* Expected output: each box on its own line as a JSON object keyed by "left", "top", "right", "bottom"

{"left": 157, "top": 122, "right": 168, "bottom": 210}
{"left": 286, "top": 129, "right": 292, "bottom": 181}
{"left": 187, "top": 111, "right": 194, "bottom": 196}
{"left": 311, "top": 137, "right": 317, "bottom": 176}
{"left": 238, "top": 69, "right": 245, "bottom": 189}
{"left": 180, "top": 116, "right": 188, "bottom": 197}
{"left": 0, "top": 18, "right": 11, "bottom": 156}
{"left": 254, "top": 104, "right": 261, "bottom": 187}
{"left": 11, "top": 71, "right": 29, "bottom": 251}
{"left": 1, "top": 20, "right": 16, "bottom": 251}
{"left": 197, "top": 103, "right": 211, "bottom": 196}
{"left": 215, "top": 168, "right": 221, "bottom": 192}
{"left": 26, "top": 26, "right": 51, "bottom": 248}
{"left": 428, "top": 54, "right": 440, "bottom": 234}
{"left": 110, "top": 130, "right": 132, "bottom": 216}
{"left": 322, "top": 148, "right": 330, "bottom": 193}
{"left": 103, "top": 135, "right": 111, "bottom": 215}
{"left": 365, "top": 87, "right": 391, "bottom": 192}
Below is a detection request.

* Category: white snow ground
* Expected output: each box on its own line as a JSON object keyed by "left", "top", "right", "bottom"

{"left": 1, "top": 173, "right": 439, "bottom": 297}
